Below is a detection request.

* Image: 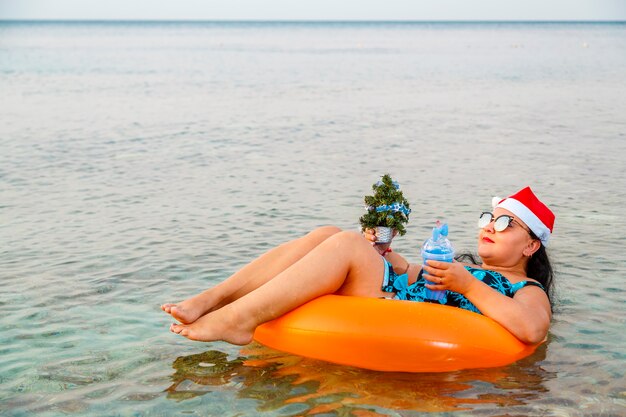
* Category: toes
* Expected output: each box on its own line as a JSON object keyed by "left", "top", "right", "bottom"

{"left": 170, "top": 306, "right": 189, "bottom": 321}
{"left": 170, "top": 323, "right": 185, "bottom": 334}
{"left": 170, "top": 306, "right": 183, "bottom": 319}
{"left": 169, "top": 323, "right": 197, "bottom": 340}
{"left": 180, "top": 328, "right": 202, "bottom": 341}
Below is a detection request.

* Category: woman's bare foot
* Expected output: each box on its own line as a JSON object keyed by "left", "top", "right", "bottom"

{"left": 160, "top": 303, "right": 196, "bottom": 324}
{"left": 161, "top": 292, "right": 222, "bottom": 324}
{"left": 169, "top": 305, "right": 255, "bottom": 345}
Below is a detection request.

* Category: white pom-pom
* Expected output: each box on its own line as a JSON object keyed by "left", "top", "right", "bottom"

{"left": 492, "top": 196, "right": 502, "bottom": 209}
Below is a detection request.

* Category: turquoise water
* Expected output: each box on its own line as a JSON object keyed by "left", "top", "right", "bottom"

{"left": 1, "top": 21, "right": 625, "bottom": 416}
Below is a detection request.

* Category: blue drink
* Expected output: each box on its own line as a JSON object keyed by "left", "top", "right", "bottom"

{"left": 421, "top": 222, "right": 455, "bottom": 302}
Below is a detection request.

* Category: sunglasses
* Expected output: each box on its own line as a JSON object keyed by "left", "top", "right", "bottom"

{"left": 478, "top": 212, "right": 531, "bottom": 233}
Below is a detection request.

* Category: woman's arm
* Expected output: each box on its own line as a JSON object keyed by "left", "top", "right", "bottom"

{"left": 379, "top": 248, "right": 421, "bottom": 284}
{"left": 362, "top": 228, "right": 415, "bottom": 280}
{"left": 423, "top": 261, "right": 551, "bottom": 344}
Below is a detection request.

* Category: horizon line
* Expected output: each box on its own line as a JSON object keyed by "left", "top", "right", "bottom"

{"left": 1, "top": 19, "right": 625, "bottom": 24}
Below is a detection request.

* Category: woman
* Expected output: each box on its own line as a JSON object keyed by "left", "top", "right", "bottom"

{"left": 162, "top": 186, "right": 555, "bottom": 346}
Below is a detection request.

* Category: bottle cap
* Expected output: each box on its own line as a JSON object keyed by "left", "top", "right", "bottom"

{"left": 432, "top": 221, "right": 448, "bottom": 241}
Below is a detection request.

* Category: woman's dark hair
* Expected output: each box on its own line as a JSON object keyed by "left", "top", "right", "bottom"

{"left": 454, "top": 252, "right": 481, "bottom": 265}
{"left": 455, "top": 231, "right": 555, "bottom": 311}
{"left": 526, "top": 231, "right": 555, "bottom": 309}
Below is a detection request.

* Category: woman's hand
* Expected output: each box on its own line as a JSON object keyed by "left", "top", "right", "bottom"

{"left": 362, "top": 228, "right": 378, "bottom": 244}
{"left": 423, "top": 260, "right": 477, "bottom": 295}
{"left": 362, "top": 228, "right": 397, "bottom": 255}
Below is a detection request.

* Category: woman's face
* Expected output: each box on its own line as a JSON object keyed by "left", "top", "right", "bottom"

{"left": 477, "top": 208, "right": 538, "bottom": 268}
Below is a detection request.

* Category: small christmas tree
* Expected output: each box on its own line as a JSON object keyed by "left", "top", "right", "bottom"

{"left": 359, "top": 174, "right": 411, "bottom": 238}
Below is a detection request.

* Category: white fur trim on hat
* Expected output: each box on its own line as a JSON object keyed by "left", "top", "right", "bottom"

{"left": 495, "top": 198, "right": 551, "bottom": 246}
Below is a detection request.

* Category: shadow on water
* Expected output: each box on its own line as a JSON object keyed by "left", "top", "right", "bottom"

{"left": 165, "top": 341, "right": 554, "bottom": 416}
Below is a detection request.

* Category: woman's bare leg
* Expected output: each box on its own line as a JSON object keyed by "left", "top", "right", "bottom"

{"left": 161, "top": 226, "right": 342, "bottom": 323}
{"left": 170, "top": 231, "right": 386, "bottom": 344}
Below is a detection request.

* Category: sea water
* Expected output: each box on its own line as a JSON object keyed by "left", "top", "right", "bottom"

{"left": 1, "top": 21, "right": 625, "bottom": 416}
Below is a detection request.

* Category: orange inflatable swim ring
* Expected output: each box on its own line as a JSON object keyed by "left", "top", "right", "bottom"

{"left": 254, "top": 295, "right": 540, "bottom": 372}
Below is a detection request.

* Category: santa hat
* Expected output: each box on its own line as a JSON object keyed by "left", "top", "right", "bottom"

{"left": 492, "top": 187, "right": 555, "bottom": 246}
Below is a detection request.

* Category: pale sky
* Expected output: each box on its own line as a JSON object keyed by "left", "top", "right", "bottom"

{"left": 0, "top": 0, "right": 625, "bottom": 21}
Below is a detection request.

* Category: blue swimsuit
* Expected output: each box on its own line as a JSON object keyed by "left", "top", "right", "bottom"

{"left": 381, "top": 258, "right": 545, "bottom": 315}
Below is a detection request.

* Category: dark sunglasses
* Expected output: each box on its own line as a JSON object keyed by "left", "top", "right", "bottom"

{"left": 478, "top": 212, "right": 530, "bottom": 233}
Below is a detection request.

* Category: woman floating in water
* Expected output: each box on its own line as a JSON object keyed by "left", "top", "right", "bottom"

{"left": 162, "top": 187, "right": 555, "bottom": 346}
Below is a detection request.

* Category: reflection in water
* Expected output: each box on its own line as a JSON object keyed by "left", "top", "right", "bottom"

{"left": 166, "top": 342, "right": 554, "bottom": 416}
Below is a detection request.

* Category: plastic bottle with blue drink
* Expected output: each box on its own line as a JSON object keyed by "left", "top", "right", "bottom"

{"left": 421, "top": 221, "right": 455, "bottom": 302}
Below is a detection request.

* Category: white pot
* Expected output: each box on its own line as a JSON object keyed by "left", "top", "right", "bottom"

{"left": 375, "top": 226, "right": 394, "bottom": 244}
